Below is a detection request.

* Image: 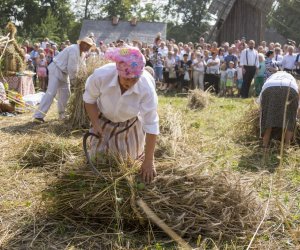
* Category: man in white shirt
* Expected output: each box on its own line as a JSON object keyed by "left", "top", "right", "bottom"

{"left": 239, "top": 40, "right": 259, "bottom": 98}
{"left": 206, "top": 52, "right": 221, "bottom": 93}
{"left": 282, "top": 46, "right": 296, "bottom": 73}
{"left": 83, "top": 46, "right": 159, "bottom": 183}
{"left": 158, "top": 41, "right": 168, "bottom": 58}
{"left": 273, "top": 47, "right": 283, "bottom": 69}
{"left": 223, "top": 42, "right": 229, "bottom": 57}
{"left": 34, "top": 37, "right": 93, "bottom": 122}
{"left": 41, "top": 37, "right": 49, "bottom": 49}
{"left": 206, "top": 52, "right": 220, "bottom": 74}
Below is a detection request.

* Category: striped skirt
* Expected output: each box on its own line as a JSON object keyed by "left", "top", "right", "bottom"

{"left": 89, "top": 114, "right": 145, "bottom": 161}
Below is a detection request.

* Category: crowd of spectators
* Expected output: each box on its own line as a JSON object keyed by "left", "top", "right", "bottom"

{"left": 22, "top": 33, "right": 300, "bottom": 98}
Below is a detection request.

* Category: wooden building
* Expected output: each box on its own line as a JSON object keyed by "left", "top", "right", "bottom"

{"left": 207, "top": 0, "right": 274, "bottom": 44}
{"left": 79, "top": 19, "right": 167, "bottom": 45}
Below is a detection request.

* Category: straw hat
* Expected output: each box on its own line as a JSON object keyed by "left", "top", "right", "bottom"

{"left": 77, "top": 37, "right": 94, "bottom": 47}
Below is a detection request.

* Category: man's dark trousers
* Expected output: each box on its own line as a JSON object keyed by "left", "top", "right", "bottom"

{"left": 241, "top": 66, "right": 256, "bottom": 98}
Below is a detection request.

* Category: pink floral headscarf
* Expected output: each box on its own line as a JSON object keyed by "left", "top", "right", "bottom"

{"left": 105, "top": 46, "right": 145, "bottom": 78}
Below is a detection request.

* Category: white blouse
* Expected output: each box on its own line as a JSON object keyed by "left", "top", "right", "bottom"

{"left": 258, "top": 71, "right": 299, "bottom": 105}
{"left": 240, "top": 48, "right": 259, "bottom": 68}
{"left": 83, "top": 63, "right": 159, "bottom": 135}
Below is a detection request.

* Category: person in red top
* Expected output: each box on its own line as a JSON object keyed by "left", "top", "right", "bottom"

{"left": 23, "top": 40, "right": 33, "bottom": 53}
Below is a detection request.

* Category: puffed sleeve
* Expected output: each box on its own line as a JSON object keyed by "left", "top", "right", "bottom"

{"left": 139, "top": 78, "right": 159, "bottom": 135}
{"left": 83, "top": 71, "right": 101, "bottom": 104}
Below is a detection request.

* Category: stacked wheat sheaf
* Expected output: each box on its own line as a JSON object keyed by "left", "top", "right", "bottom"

{"left": 67, "top": 56, "right": 109, "bottom": 129}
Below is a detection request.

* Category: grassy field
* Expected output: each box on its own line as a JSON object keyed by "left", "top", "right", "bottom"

{"left": 1, "top": 94, "right": 300, "bottom": 249}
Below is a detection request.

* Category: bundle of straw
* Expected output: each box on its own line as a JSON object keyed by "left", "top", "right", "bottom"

{"left": 43, "top": 159, "right": 263, "bottom": 242}
{"left": 156, "top": 105, "right": 184, "bottom": 158}
{"left": 67, "top": 57, "right": 109, "bottom": 129}
{"left": 187, "top": 89, "right": 211, "bottom": 110}
{"left": 238, "top": 105, "right": 260, "bottom": 140}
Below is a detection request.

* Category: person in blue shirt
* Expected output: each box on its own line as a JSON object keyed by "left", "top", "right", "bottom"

{"left": 224, "top": 47, "right": 238, "bottom": 69}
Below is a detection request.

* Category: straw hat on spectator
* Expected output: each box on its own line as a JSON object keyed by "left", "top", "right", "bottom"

{"left": 77, "top": 37, "right": 95, "bottom": 47}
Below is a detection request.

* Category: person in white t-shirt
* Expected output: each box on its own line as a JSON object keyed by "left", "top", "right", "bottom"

{"left": 158, "top": 41, "right": 168, "bottom": 58}
{"left": 282, "top": 46, "right": 296, "bottom": 72}
{"left": 206, "top": 52, "right": 221, "bottom": 94}
{"left": 206, "top": 52, "right": 220, "bottom": 74}
{"left": 192, "top": 52, "right": 206, "bottom": 90}
{"left": 83, "top": 46, "right": 159, "bottom": 183}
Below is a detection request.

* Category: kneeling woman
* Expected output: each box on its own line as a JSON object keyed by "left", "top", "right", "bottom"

{"left": 83, "top": 47, "right": 159, "bottom": 183}
{"left": 259, "top": 71, "right": 299, "bottom": 148}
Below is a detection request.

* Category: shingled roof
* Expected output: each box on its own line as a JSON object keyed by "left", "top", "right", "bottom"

{"left": 79, "top": 19, "right": 167, "bottom": 45}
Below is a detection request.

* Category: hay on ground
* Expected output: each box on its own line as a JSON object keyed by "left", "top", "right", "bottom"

{"left": 238, "top": 105, "right": 260, "bottom": 140}
{"left": 187, "top": 89, "right": 211, "bottom": 110}
{"left": 67, "top": 58, "right": 109, "bottom": 129}
{"left": 43, "top": 158, "right": 264, "bottom": 242}
{"left": 19, "top": 135, "right": 82, "bottom": 168}
{"left": 156, "top": 105, "right": 184, "bottom": 158}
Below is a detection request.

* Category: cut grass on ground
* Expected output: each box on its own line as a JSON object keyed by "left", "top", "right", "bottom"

{"left": 1, "top": 95, "right": 300, "bottom": 249}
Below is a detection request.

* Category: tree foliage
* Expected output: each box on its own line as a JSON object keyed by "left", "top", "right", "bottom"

{"left": 73, "top": 0, "right": 104, "bottom": 19}
{"left": 31, "top": 10, "right": 60, "bottom": 42}
{"left": 165, "top": 0, "right": 210, "bottom": 26}
{"left": 0, "top": 0, "right": 78, "bottom": 43}
{"left": 164, "top": 0, "right": 211, "bottom": 42}
{"left": 136, "top": 3, "right": 162, "bottom": 22}
{"left": 167, "top": 22, "right": 210, "bottom": 43}
{"left": 101, "top": 0, "right": 140, "bottom": 19}
{"left": 268, "top": 0, "right": 300, "bottom": 43}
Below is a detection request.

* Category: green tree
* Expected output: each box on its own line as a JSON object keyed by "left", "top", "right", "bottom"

{"left": 165, "top": 0, "right": 210, "bottom": 27}
{"left": 167, "top": 22, "right": 209, "bottom": 43}
{"left": 136, "top": 3, "right": 161, "bottom": 22}
{"left": 73, "top": 0, "right": 105, "bottom": 19}
{"left": 0, "top": 0, "right": 20, "bottom": 27}
{"left": 31, "top": 10, "right": 60, "bottom": 42}
{"left": 101, "top": 0, "right": 140, "bottom": 19}
{"left": 268, "top": 0, "right": 300, "bottom": 43}
{"left": 0, "top": 0, "right": 77, "bottom": 43}
{"left": 164, "top": 0, "right": 211, "bottom": 42}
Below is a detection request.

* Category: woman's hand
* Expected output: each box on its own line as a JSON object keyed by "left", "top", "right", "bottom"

{"left": 141, "top": 159, "right": 157, "bottom": 184}
{"left": 93, "top": 123, "right": 102, "bottom": 138}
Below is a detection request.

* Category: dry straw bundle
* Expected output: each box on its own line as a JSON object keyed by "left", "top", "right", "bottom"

{"left": 20, "top": 135, "right": 82, "bottom": 168}
{"left": 187, "top": 89, "right": 211, "bottom": 110}
{"left": 67, "top": 57, "right": 109, "bottom": 129}
{"left": 43, "top": 159, "right": 264, "bottom": 243}
{"left": 156, "top": 105, "right": 184, "bottom": 158}
{"left": 238, "top": 105, "right": 260, "bottom": 140}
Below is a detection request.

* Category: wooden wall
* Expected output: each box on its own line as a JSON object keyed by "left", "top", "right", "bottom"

{"left": 217, "top": 0, "right": 266, "bottom": 44}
